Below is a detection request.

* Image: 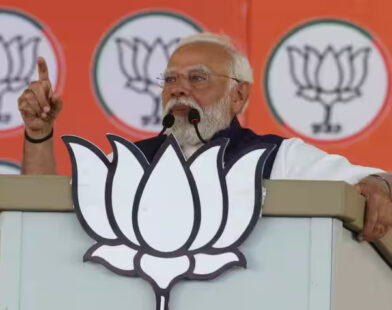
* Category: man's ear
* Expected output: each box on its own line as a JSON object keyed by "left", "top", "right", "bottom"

{"left": 231, "top": 82, "right": 251, "bottom": 115}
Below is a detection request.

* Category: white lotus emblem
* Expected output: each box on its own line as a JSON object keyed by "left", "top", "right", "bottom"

{"left": 63, "top": 135, "right": 273, "bottom": 310}
{"left": 287, "top": 45, "right": 370, "bottom": 134}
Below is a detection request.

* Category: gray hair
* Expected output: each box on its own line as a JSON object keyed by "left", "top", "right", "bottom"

{"left": 174, "top": 33, "right": 253, "bottom": 114}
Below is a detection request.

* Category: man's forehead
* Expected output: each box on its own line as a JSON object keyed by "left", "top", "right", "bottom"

{"left": 166, "top": 42, "right": 232, "bottom": 73}
{"left": 165, "top": 64, "right": 211, "bottom": 74}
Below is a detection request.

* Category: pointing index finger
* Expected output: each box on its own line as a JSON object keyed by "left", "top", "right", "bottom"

{"left": 37, "top": 57, "right": 49, "bottom": 81}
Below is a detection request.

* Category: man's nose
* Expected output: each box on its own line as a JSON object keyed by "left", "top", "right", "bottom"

{"left": 169, "top": 78, "right": 191, "bottom": 98}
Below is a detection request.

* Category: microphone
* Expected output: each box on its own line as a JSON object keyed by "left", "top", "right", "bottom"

{"left": 159, "top": 113, "right": 175, "bottom": 136}
{"left": 188, "top": 108, "right": 207, "bottom": 144}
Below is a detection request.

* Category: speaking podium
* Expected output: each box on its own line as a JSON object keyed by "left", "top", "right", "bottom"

{"left": 0, "top": 175, "right": 391, "bottom": 310}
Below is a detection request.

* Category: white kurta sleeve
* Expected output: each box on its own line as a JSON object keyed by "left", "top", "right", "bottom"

{"left": 270, "top": 138, "right": 384, "bottom": 184}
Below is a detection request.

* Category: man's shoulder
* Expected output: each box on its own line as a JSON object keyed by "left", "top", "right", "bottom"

{"left": 224, "top": 127, "right": 286, "bottom": 179}
{"left": 237, "top": 127, "right": 286, "bottom": 146}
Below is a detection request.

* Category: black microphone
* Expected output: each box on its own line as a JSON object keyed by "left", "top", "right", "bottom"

{"left": 188, "top": 108, "right": 207, "bottom": 144}
{"left": 159, "top": 113, "right": 175, "bottom": 136}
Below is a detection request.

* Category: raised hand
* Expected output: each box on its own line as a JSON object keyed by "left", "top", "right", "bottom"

{"left": 18, "top": 57, "right": 63, "bottom": 139}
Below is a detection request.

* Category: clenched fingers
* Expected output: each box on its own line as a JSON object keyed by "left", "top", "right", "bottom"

{"left": 28, "top": 81, "right": 51, "bottom": 115}
{"left": 18, "top": 95, "right": 35, "bottom": 117}
{"left": 18, "top": 89, "right": 42, "bottom": 116}
{"left": 356, "top": 178, "right": 392, "bottom": 241}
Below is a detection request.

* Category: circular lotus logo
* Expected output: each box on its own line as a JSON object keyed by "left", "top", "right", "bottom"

{"left": 264, "top": 19, "right": 391, "bottom": 143}
{"left": 0, "top": 8, "right": 63, "bottom": 135}
{"left": 0, "top": 159, "right": 20, "bottom": 174}
{"left": 92, "top": 10, "right": 202, "bottom": 138}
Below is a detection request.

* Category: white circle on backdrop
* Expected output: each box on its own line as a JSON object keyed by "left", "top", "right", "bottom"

{"left": 264, "top": 20, "right": 390, "bottom": 143}
{"left": 92, "top": 11, "right": 202, "bottom": 138}
{"left": 0, "top": 8, "right": 63, "bottom": 134}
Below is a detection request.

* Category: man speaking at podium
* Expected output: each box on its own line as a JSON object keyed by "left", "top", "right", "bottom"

{"left": 17, "top": 32, "right": 392, "bottom": 243}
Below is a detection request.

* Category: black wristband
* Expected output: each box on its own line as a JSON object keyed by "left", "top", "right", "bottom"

{"left": 24, "top": 128, "right": 53, "bottom": 144}
{"left": 369, "top": 174, "right": 392, "bottom": 201}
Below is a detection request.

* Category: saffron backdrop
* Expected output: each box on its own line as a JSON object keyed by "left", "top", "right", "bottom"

{"left": 0, "top": 0, "right": 390, "bottom": 174}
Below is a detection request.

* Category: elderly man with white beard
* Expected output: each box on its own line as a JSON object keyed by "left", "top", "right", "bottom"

{"left": 18, "top": 32, "right": 392, "bottom": 243}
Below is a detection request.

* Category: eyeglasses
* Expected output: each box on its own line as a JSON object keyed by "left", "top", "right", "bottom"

{"left": 157, "top": 69, "right": 241, "bottom": 89}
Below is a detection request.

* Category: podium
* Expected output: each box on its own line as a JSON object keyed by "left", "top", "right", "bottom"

{"left": 0, "top": 176, "right": 391, "bottom": 310}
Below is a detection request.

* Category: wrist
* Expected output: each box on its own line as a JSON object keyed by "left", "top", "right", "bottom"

{"left": 25, "top": 126, "right": 53, "bottom": 140}
{"left": 25, "top": 128, "right": 53, "bottom": 144}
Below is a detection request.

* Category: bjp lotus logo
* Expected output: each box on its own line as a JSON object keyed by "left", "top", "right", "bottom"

{"left": 0, "top": 8, "right": 63, "bottom": 134}
{"left": 0, "top": 35, "right": 40, "bottom": 123}
{"left": 92, "top": 10, "right": 202, "bottom": 138}
{"left": 264, "top": 19, "right": 390, "bottom": 143}
{"left": 116, "top": 37, "right": 180, "bottom": 126}
{"left": 287, "top": 45, "right": 370, "bottom": 133}
{"left": 63, "top": 135, "right": 273, "bottom": 310}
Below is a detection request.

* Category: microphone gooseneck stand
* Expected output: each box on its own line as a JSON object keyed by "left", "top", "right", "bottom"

{"left": 159, "top": 113, "right": 175, "bottom": 136}
{"left": 188, "top": 108, "right": 207, "bottom": 144}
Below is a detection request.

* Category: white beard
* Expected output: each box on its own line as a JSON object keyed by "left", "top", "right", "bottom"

{"left": 163, "top": 94, "right": 232, "bottom": 151}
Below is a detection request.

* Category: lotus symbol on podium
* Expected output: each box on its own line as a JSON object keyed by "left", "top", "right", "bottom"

{"left": 63, "top": 135, "right": 273, "bottom": 310}
{"left": 0, "top": 35, "right": 40, "bottom": 123}
{"left": 287, "top": 45, "right": 370, "bottom": 134}
{"left": 116, "top": 37, "right": 180, "bottom": 126}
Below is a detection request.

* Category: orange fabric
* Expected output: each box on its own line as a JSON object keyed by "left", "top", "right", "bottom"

{"left": 1, "top": 0, "right": 391, "bottom": 174}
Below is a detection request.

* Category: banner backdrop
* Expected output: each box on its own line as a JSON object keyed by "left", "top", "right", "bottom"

{"left": 249, "top": 0, "right": 392, "bottom": 171}
{"left": 0, "top": 0, "right": 391, "bottom": 174}
{"left": 0, "top": 0, "right": 249, "bottom": 174}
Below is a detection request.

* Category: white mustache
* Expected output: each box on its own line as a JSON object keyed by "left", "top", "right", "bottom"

{"left": 163, "top": 98, "right": 203, "bottom": 117}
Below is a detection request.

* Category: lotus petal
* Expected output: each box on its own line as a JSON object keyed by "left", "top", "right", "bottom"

{"left": 189, "top": 143, "right": 225, "bottom": 250}
{"left": 351, "top": 47, "right": 370, "bottom": 89}
{"left": 86, "top": 244, "right": 137, "bottom": 274}
{"left": 214, "top": 149, "right": 265, "bottom": 248}
{"left": 337, "top": 47, "right": 353, "bottom": 89}
{"left": 304, "top": 46, "right": 320, "bottom": 87}
{"left": 145, "top": 38, "right": 168, "bottom": 83}
{"left": 166, "top": 37, "right": 181, "bottom": 57}
{"left": 63, "top": 136, "right": 116, "bottom": 240}
{"left": 316, "top": 47, "right": 342, "bottom": 91}
{"left": 340, "top": 89, "right": 359, "bottom": 102}
{"left": 137, "top": 141, "right": 196, "bottom": 252}
{"left": 297, "top": 87, "right": 318, "bottom": 101}
{"left": 108, "top": 135, "right": 149, "bottom": 246}
{"left": 7, "top": 36, "right": 23, "bottom": 79}
{"left": 0, "top": 37, "right": 11, "bottom": 81}
{"left": 116, "top": 38, "right": 138, "bottom": 80}
{"left": 140, "top": 254, "right": 190, "bottom": 289}
{"left": 20, "top": 37, "right": 40, "bottom": 81}
{"left": 9, "top": 79, "right": 27, "bottom": 93}
{"left": 126, "top": 79, "right": 147, "bottom": 93}
{"left": 191, "top": 251, "right": 245, "bottom": 278}
{"left": 287, "top": 46, "right": 307, "bottom": 87}
{"left": 133, "top": 38, "right": 150, "bottom": 79}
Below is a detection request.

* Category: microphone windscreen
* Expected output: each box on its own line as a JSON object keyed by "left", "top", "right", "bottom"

{"left": 162, "top": 113, "right": 175, "bottom": 128}
{"left": 188, "top": 108, "right": 201, "bottom": 124}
